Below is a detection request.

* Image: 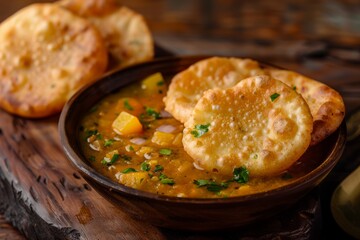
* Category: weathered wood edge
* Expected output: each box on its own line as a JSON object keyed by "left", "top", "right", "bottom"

{"left": 0, "top": 112, "right": 164, "bottom": 240}
{"left": 0, "top": 167, "right": 80, "bottom": 240}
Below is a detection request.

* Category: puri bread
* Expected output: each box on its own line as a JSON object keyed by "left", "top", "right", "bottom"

{"left": 59, "top": 0, "right": 154, "bottom": 69}
{"left": 0, "top": 3, "right": 108, "bottom": 118}
{"left": 164, "top": 57, "right": 264, "bottom": 123}
{"left": 183, "top": 75, "right": 313, "bottom": 177}
{"left": 265, "top": 69, "right": 345, "bottom": 145}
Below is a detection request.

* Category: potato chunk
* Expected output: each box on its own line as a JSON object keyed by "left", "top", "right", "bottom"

{"left": 119, "top": 171, "right": 148, "bottom": 189}
{"left": 151, "top": 131, "right": 175, "bottom": 146}
{"left": 112, "top": 111, "right": 142, "bottom": 135}
{"left": 141, "top": 72, "right": 166, "bottom": 95}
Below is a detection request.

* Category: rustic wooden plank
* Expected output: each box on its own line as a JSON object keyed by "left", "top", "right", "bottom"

{"left": 0, "top": 112, "right": 165, "bottom": 240}
{"left": 0, "top": 215, "right": 25, "bottom": 240}
{"left": 0, "top": 108, "right": 323, "bottom": 240}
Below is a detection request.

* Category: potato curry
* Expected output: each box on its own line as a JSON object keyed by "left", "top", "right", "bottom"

{"left": 79, "top": 72, "right": 314, "bottom": 198}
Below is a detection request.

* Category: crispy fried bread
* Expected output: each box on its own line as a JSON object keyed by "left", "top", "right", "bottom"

{"left": 265, "top": 69, "right": 345, "bottom": 145}
{"left": 59, "top": 0, "right": 154, "bottom": 69}
{"left": 0, "top": 3, "right": 108, "bottom": 118}
{"left": 183, "top": 75, "right": 313, "bottom": 177}
{"left": 164, "top": 57, "right": 264, "bottom": 123}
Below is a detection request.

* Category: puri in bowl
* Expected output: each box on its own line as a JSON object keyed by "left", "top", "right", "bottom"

{"left": 59, "top": 56, "right": 346, "bottom": 231}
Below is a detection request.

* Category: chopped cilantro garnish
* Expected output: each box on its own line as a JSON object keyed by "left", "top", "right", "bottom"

{"left": 159, "top": 174, "right": 175, "bottom": 185}
{"left": 160, "top": 178, "right": 175, "bottom": 185}
{"left": 110, "top": 154, "right": 120, "bottom": 164}
{"left": 233, "top": 167, "right": 249, "bottom": 183}
{"left": 159, "top": 148, "right": 172, "bottom": 156}
{"left": 104, "top": 139, "right": 114, "bottom": 147}
{"left": 141, "top": 162, "right": 151, "bottom": 171}
{"left": 121, "top": 154, "right": 132, "bottom": 161}
{"left": 292, "top": 86, "right": 297, "bottom": 91}
{"left": 193, "top": 179, "right": 229, "bottom": 193}
{"left": 270, "top": 93, "right": 280, "bottom": 102}
{"left": 101, "top": 153, "right": 120, "bottom": 166}
{"left": 159, "top": 173, "right": 168, "bottom": 180}
{"left": 193, "top": 179, "right": 211, "bottom": 187}
{"left": 124, "top": 99, "right": 134, "bottom": 110}
{"left": 96, "top": 134, "right": 103, "bottom": 140}
{"left": 191, "top": 124, "right": 210, "bottom": 138}
{"left": 89, "top": 156, "right": 96, "bottom": 162}
{"left": 154, "top": 165, "right": 164, "bottom": 172}
{"left": 145, "top": 107, "right": 160, "bottom": 119}
{"left": 85, "top": 129, "right": 98, "bottom": 138}
{"left": 157, "top": 81, "right": 164, "bottom": 86}
{"left": 129, "top": 145, "right": 135, "bottom": 151}
{"left": 122, "top": 168, "right": 137, "bottom": 174}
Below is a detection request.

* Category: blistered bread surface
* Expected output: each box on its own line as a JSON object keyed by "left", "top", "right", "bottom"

{"left": 183, "top": 75, "right": 313, "bottom": 177}
{"left": 0, "top": 3, "right": 108, "bottom": 117}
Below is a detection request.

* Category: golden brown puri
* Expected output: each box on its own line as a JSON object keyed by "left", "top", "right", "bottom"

{"left": 164, "top": 57, "right": 265, "bottom": 123}
{"left": 265, "top": 69, "right": 345, "bottom": 145}
{"left": 0, "top": 3, "right": 108, "bottom": 118}
{"left": 59, "top": 0, "right": 154, "bottom": 70}
{"left": 183, "top": 75, "right": 313, "bottom": 177}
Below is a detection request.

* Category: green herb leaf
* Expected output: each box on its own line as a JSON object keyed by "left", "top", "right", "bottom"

{"left": 85, "top": 129, "right": 98, "bottom": 138}
{"left": 292, "top": 86, "right": 297, "bottom": 91}
{"left": 145, "top": 107, "right": 161, "bottom": 119}
{"left": 157, "top": 81, "right": 164, "bottom": 86}
{"left": 101, "top": 153, "right": 120, "bottom": 166}
{"left": 233, "top": 167, "right": 249, "bottom": 183}
{"left": 159, "top": 174, "right": 175, "bottom": 185}
{"left": 122, "top": 168, "right": 137, "bottom": 174}
{"left": 206, "top": 183, "right": 226, "bottom": 193}
{"left": 270, "top": 93, "right": 280, "bottom": 102}
{"left": 159, "top": 173, "right": 168, "bottom": 180}
{"left": 191, "top": 124, "right": 210, "bottom": 138}
{"left": 160, "top": 178, "right": 175, "bottom": 185}
{"left": 193, "top": 179, "right": 229, "bottom": 193}
{"left": 124, "top": 99, "right": 134, "bottom": 110}
{"left": 141, "top": 162, "right": 151, "bottom": 171}
{"left": 154, "top": 165, "right": 164, "bottom": 172}
{"left": 89, "top": 156, "right": 96, "bottom": 162}
{"left": 104, "top": 139, "right": 114, "bottom": 147}
{"left": 159, "top": 148, "right": 172, "bottom": 156}
{"left": 121, "top": 154, "right": 132, "bottom": 161}
{"left": 110, "top": 153, "right": 120, "bottom": 164}
{"left": 193, "top": 179, "right": 212, "bottom": 187}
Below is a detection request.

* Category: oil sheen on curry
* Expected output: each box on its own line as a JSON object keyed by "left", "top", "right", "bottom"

{"left": 79, "top": 73, "right": 318, "bottom": 198}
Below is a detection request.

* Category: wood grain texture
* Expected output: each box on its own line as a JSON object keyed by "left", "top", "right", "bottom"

{"left": 0, "top": 215, "right": 25, "bottom": 240}
{"left": 0, "top": 108, "right": 322, "bottom": 239}
{"left": 0, "top": 113, "right": 165, "bottom": 240}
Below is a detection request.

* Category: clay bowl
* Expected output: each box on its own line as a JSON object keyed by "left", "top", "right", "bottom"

{"left": 59, "top": 56, "right": 346, "bottom": 231}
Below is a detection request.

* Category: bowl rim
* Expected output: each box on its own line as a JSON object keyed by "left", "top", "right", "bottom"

{"left": 59, "top": 55, "right": 347, "bottom": 204}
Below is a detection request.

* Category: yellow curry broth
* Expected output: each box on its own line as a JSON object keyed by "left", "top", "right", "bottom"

{"left": 79, "top": 73, "right": 310, "bottom": 198}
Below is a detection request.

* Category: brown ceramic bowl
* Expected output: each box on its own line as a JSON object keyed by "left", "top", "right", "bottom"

{"left": 59, "top": 56, "right": 346, "bottom": 231}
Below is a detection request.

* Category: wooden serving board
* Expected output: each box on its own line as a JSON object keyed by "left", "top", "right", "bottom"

{"left": 0, "top": 72, "right": 322, "bottom": 240}
{"left": 1, "top": 54, "right": 359, "bottom": 239}
{"left": 0, "top": 108, "right": 322, "bottom": 240}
